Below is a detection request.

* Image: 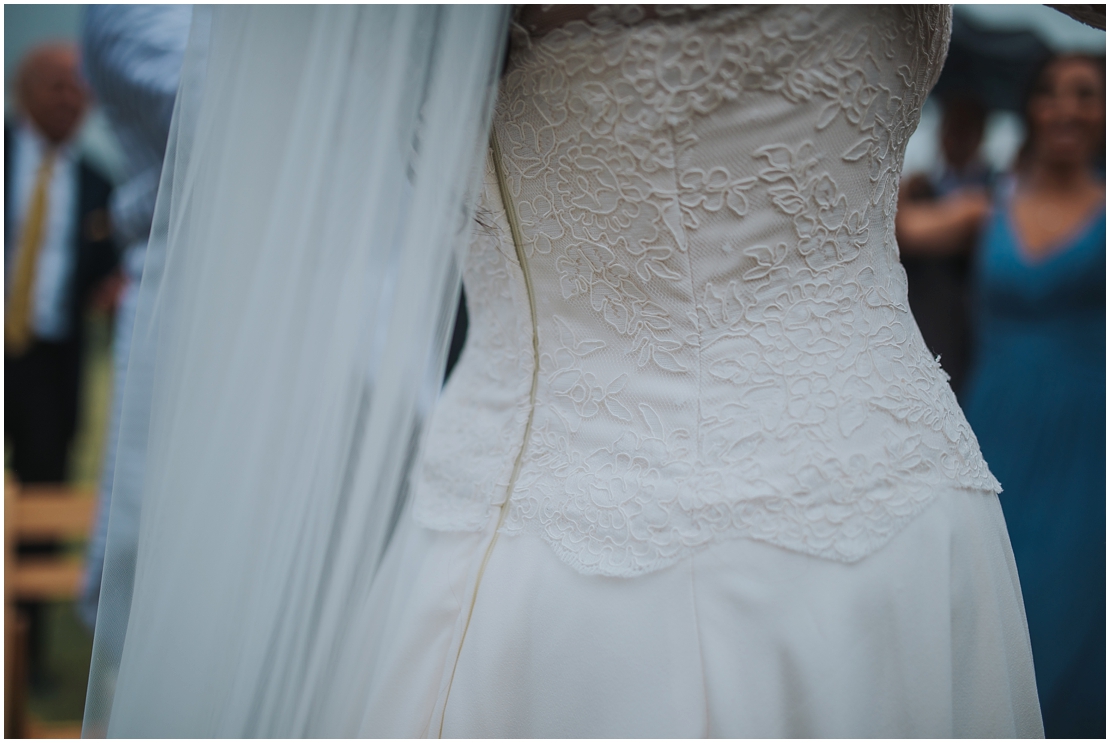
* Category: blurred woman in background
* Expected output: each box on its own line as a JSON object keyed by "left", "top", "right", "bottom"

{"left": 960, "top": 54, "right": 1105, "bottom": 738}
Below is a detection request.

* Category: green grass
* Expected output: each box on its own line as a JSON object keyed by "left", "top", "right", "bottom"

{"left": 26, "top": 602, "right": 96, "bottom": 723}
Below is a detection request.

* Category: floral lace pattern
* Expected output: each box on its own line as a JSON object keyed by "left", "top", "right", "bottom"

{"left": 413, "top": 5, "right": 1000, "bottom": 577}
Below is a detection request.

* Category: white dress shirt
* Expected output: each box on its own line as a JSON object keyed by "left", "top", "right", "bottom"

{"left": 5, "top": 122, "right": 79, "bottom": 341}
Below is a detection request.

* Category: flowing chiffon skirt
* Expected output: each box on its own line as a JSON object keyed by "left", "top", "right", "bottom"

{"left": 354, "top": 486, "right": 1042, "bottom": 737}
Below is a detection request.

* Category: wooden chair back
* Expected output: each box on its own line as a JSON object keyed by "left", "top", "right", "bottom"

{"left": 5, "top": 479, "right": 97, "bottom": 738}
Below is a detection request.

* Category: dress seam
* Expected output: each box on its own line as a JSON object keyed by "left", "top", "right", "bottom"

{"left": 669, "top": 122, "right": 704, "bottom": 472}
{"left": 688, "top": 555, "right": 711, "bottom": 736}
{"left": 436, "top": 134, "right": 543, "bottom": 737}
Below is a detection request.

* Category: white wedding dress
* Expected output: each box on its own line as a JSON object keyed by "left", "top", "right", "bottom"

{"left": 346, "top": 6, "right": 1042, "bottom": 738}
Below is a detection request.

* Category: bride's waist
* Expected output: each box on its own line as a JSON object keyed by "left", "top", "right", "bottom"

{"left": 415, "top": 378, "right": 999, "bottom": 573}
{"left": 416, "top": 345, "right": 1000, "bottom": 571}
{"left": 523, "top": 384, "right": 968, "bottom": 470}
{"left": 434, "top": 366, "right": 986, "bottom": 477}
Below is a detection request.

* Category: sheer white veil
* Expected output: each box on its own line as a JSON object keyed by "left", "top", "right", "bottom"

{"left": 82, "top": 6, "right": 508, "bottom": 736}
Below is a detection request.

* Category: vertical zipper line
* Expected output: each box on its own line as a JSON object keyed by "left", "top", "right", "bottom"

{"left": 669, "top": 123, "right": 704, "bottom": 471}
{"left": 437, "top": 131, "right": 542, "bottom": 737}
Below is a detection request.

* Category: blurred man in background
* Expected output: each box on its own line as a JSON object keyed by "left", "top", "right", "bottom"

{"left": 5, "top": 41, "right": 119, "bottom": 690}
{"left": 5, "top": 42, "right": 118, "bottom": 484}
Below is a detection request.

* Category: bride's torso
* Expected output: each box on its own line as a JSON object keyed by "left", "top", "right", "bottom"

{"left": 413, "top": 5, "right": 999, "bottom": 577}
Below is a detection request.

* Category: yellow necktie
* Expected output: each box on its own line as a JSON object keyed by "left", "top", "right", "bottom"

{"left": 5, "top": 150, "right": 57, "bottom": 356}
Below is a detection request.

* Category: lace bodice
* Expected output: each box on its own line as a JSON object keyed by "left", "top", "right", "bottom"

{"left": 413, "top": 5, "right": 1000, "bottom": 578}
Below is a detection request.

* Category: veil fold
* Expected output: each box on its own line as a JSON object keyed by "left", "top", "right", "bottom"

{"left": 82, "top": 6, "right": 508, "bottom": 736}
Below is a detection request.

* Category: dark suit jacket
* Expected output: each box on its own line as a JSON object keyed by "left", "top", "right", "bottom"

{"left": 4, "top": 124, "right": 119, "bottom": 435}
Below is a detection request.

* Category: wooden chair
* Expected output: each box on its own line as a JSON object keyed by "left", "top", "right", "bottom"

{"left": 8, "top": 483, "right": 97, "bottom": 600}
{"left": 5, "top": 478, "right": 97, "bottom": 739}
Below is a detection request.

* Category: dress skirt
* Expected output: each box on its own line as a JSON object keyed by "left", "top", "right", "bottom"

{"left": 353, "top": 487, "right": 1042, "bottom": 738}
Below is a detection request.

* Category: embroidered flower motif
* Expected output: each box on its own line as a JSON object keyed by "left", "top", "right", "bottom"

{"left": 677, "top": 167, "right": 757, "bottom": 225}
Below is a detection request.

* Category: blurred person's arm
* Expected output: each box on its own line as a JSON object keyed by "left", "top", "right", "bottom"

{"left": 896, "top": 184, "right": 990, "bottom": 257}
{"left": 82, "top": 5, "right": 192, "bottom": 248}
{"left": 82, "top": 6, "right": 190, "bottom": 150}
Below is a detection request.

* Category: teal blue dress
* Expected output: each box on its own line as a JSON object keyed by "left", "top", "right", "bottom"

{"left": 962, "top": 194, "right": 1105, "bottom": 738}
